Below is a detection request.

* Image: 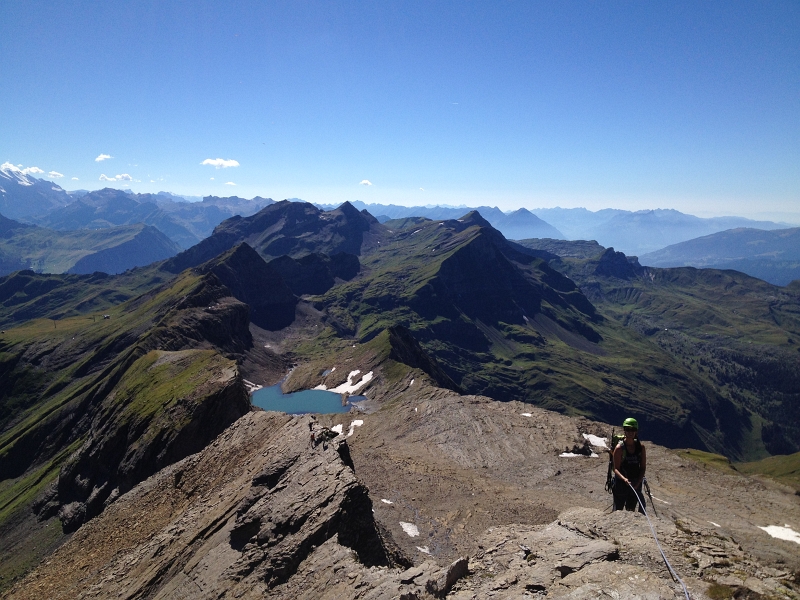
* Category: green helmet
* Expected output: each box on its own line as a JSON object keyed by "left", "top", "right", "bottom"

{"left": 623, "top": 417, "right": 639, "bottom": 429}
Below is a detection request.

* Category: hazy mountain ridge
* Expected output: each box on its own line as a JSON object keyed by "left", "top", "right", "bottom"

{"left": 0, "top": 172, "right": 275, "bottom": 250}
{"left": 0, "top": 164, "right": 72, "bottom": 221}
{"left": 332, "top": 201, "right": 792, "bottom": 257}
{"left": 640, "top": 227, "right": 800, "bottom": 286}
{"left": 0, "top": 213, "right": 180, "bottom": 277}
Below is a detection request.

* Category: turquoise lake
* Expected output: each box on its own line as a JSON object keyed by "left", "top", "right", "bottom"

{"left": 251, "top": 384, "right": 364, "bottom": 415}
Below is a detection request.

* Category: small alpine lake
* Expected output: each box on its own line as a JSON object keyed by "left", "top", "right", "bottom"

{"left": 251, "top": 383, "right": 364, "bottom": 415}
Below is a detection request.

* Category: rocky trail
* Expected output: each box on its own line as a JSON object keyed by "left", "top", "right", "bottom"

{"left": 6, "top": 375, "right": 799, "bottom": 599}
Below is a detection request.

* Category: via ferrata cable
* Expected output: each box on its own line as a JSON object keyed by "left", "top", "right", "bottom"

{"left": 628, "top": 480, "right": 691, "bottom": 600}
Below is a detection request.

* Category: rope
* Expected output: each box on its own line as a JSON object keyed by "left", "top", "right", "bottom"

{"left": 627, "top": 480, "right": 691, "bottom": 600}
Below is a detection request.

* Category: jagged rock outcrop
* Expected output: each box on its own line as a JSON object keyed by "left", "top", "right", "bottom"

{"left": 197, "top": 243, "right": 298, "bottom": 330}
{"left": 387, "top": 325, "right": 462, "bottom": 393}
{"left": 593, "top": 247, "right": 644, "bottom": 280}
{"left": 6, "top": 413, "right": 422, "bottom": 599}
{"left": 51, "top": 349, "right": 249, "bottom": 532}
{"left": 6, "top": 385, "right": 800, "bottom": 599}
{"left": 451, "top": 507, "right": 798, "bottom": 599}
{"left": 269, "top": 251, "right": 360, "bottom": 296}
{"left": 163, "top": 200, "right": 385, "bottom": 273}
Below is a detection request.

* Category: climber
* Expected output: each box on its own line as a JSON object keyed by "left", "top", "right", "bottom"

{"left": 612, "top": 417, "right": 647, "bottom": 512}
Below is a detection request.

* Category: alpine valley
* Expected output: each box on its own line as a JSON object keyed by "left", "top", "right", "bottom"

{"left": 0, "top": 199, "right": 799, "bottom": 599}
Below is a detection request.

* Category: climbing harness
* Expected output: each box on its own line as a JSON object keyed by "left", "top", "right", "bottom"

{"left": 628, "top": 480, "right": 691, "bottom": 600}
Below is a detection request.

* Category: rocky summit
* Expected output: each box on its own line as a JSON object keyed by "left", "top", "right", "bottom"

{"left": 0, "top": 201, "right": 798, "bottom": 599}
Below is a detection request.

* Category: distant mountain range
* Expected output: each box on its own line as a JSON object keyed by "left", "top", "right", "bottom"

{"left": 640, "top": 227, "right": 800, "bottom": 286}
{"left": 330, "top": 202, "right": 793, "bottom": 257}
{"left": 29, "top": 188, "right": 274, "bottom": 249}
{"left": 0, "top": 163, "right": 72, "bottom": 219}
{"left": 2, "top": 167, "right": 797, "bottom": 284}
{"left": 0, "top": 213, "right": 180, "bottom": 276}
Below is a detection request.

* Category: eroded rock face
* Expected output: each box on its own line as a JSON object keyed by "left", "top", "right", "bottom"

{"left": 8, "top": 413, "right": 418, "bottom": 599}
{"left": 53, "top": 349, "right": 249, "bottom": 532}
{"left": 449, "top": 507, "right": 798, "bottom": 599}
{"left": 224, "top": 420, "right": 407, "bottom": 588}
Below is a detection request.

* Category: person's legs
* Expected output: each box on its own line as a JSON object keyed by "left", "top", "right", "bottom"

{"left": 625, "top": 485, "right": 645, "bottom": 512}
{"left": 612, "top": 480, "right": 627, "bottom": 511}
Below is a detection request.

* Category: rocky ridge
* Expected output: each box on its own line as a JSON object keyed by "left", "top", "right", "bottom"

{"left": 7, "top": 378, "right": 800, "bottom": 599}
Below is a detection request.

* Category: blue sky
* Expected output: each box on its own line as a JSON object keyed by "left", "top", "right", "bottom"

{"left": 2, "top": 1, "right": 798, "bottom": 220}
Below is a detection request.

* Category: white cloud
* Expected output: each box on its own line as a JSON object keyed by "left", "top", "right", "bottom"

{"left": 99, "top": 173, "right": 133, "bottom": 182}
{"left": 420, "top": 187, "right": 425, "bottom": 191}
{"left": 1, "top": 163, "right": 45, "bottom": 177}
{"left": 48, "top": 171, "right": 64, "bottom": 178}
{"left": 210, "top": 177, "right": 215, "bottom": 180}
{"left": 72, "top": 177, "right": 79, "bottom": 180}
{"left": 225, "top": 181, "right": 236, "bottom": 186}
{"left": 360, "top": 179, "right": 373, "bottom": 186}
{"left": 202, "top": 158, "right": 239, "bottom": 169}
{"left": 95, "top": 154, "right": 113, "bottom": 162}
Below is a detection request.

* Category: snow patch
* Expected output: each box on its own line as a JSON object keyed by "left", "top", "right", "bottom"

{"left": 759, "top": 525, "right": 800, "bottom": 545}
{"left": 583, "top": 433, "right": 608, "bottom": 448}
{"left": 317, "top": 370, "right": 374, "bottom": 394}
{"left": 331, "top": 424, "right": 343, "bottom": 435}
{"left": 521, "top": 413, "right": 532, "bottom": 417}
{"left": 243, "top": 379, "right": 263, "bottom": 393}
{"left": 347, "top": 419, "right": 364, "bottom": 437}
{"left": 709, "top": 521, "right": 720, "bottom": 528}
{"left": 381, "top": 499, "right": 393, "bottom": 505}
{"left": 559, "top": 452, "right": 599, "bottom": 458}
{"left": 416, "top": 546, "right": 431, "bottom": 554}
{"left": 400, "top": 522, "right": 420, "bottom": 537}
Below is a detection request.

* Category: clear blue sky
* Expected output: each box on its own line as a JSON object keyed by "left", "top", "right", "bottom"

{"left": 2, "top": 1, "right": 798, "bottom": 220}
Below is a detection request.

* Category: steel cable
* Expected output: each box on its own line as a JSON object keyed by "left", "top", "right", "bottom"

{"left": 628, "top": 480, "right": 692, "bottom": 600}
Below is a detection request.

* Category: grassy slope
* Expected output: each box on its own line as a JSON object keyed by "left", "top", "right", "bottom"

{"left": 736, "top": 452, "right": 800, "bottom": 491}
{"left": 0, "top": 265, "right": 174, "bottom": 329}
{"left": 0, "top": 223, "right": 168, "bottom": 274}
{"left": 0, "top": 270, "right": 214, "bottom": 522}
{"left": 527, "top": 243, "right": 800, "bottom": 459}
{"left": 299, "top": 217, "right": 748, "bottom": 457}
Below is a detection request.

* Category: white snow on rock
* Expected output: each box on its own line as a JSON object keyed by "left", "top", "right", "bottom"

{"left": 331, "top": 424, "right": 343, "bottom": 435}
{"left": 347, "top": 419, "right": 364, "bottom": 437}
{"left": 521, "top": 413, "right": 532, "bottom": 417}
{"left": 709, "top": 521, "right": 721, "bottom": 527}
{"left": 559, "top": 452, "right": 599, "bottom": 458}
{"left": 416, "top": 546, "right": 431, "bottom": 554}
{"left": 583, "top": 433, "right": 608, "bottom": 448}
{"left": 381, "top": 499, "right": 393, "bottom": 505}
{"left": 759, "top": 525, "right": 800, "bottom": 545}
{"left": 400, "top": 522, "right": 420, "bottom": 537}
{"left": 242, "top": 379, "right": 263, "bottom": 393}
{"left": 316, "top": 370, "right": 374, "bottom": 394}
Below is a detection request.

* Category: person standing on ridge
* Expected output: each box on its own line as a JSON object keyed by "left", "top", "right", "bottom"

{"left": 612, "top": 417, "right": 647, "bottom": 512}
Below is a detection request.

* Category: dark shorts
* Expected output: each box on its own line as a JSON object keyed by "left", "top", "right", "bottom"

{"left": 612, "top": 479, "right": 646, "bottom": 513}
